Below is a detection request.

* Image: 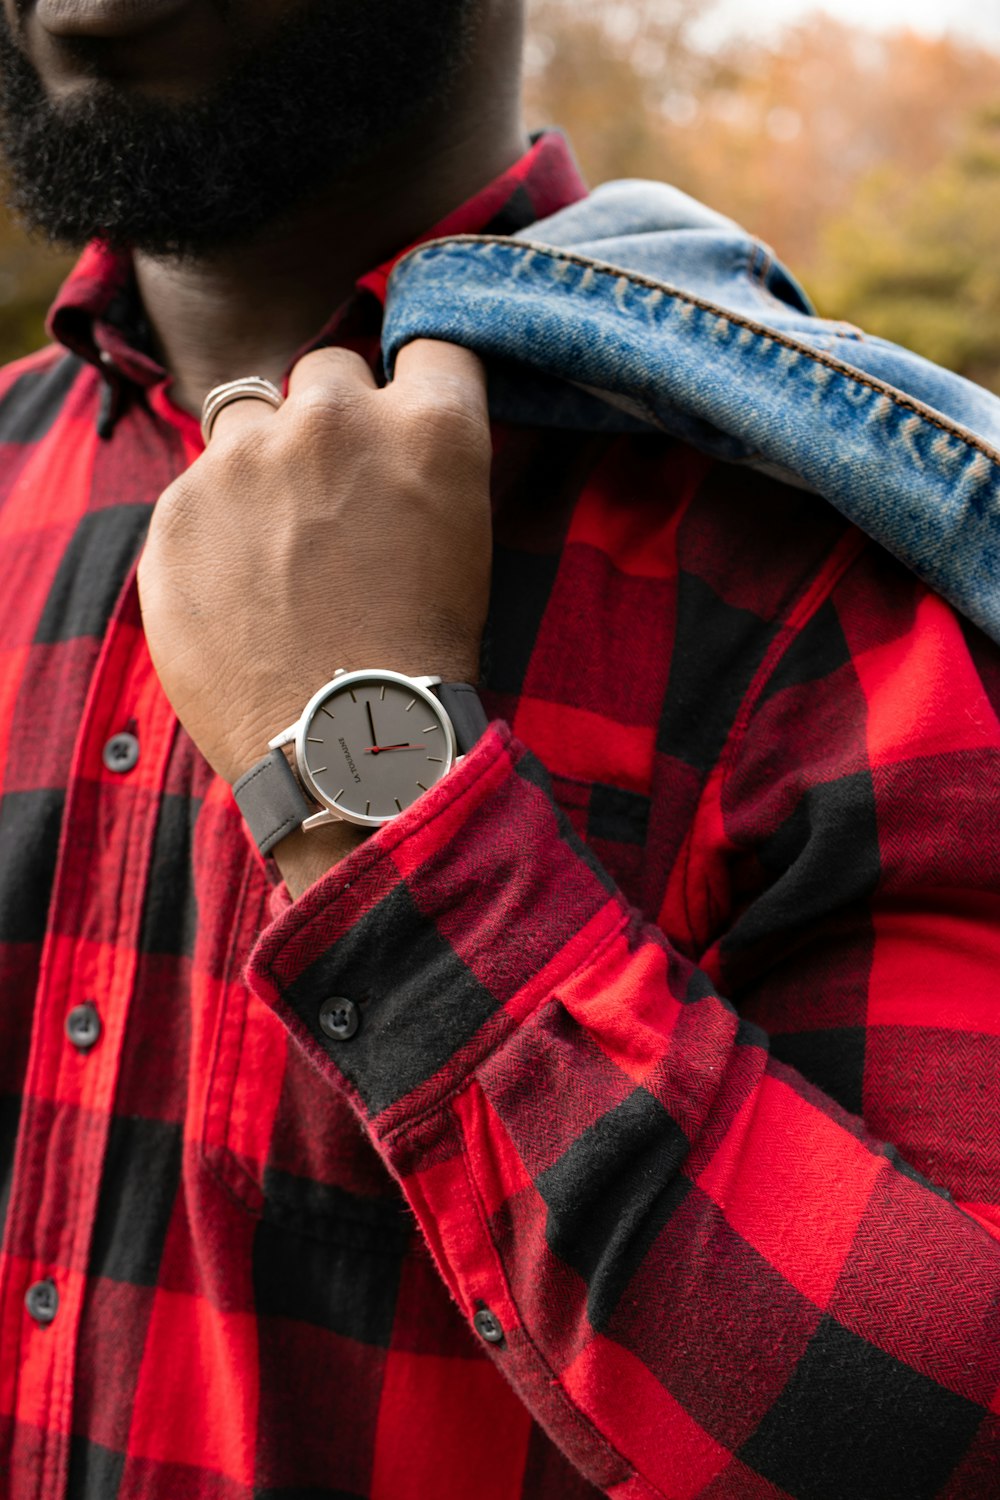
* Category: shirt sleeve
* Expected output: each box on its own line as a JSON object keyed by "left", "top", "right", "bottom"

{"left": 246, "top": 552, "right": 1000, "bottom": 1500}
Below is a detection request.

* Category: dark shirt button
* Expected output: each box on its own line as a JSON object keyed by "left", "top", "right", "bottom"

{"left": 473, "top": 1308, "right": 504, "bottom": 1345}
{"left": 25, "top": 1279, "right": 59, "bottom": 1326}
{"left": 319, "top": 997, "right": 360, "bottom": 1041}
{"left": 103, "top": 732, "right": 140, "bottom": 774}
{"left": 66, "top": 1002, "right": 101, "bottom": 1051}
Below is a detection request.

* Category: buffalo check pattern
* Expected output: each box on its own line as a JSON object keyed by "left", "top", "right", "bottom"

{"left": 0, "top": 129, "right": 999, "bottom": 1500}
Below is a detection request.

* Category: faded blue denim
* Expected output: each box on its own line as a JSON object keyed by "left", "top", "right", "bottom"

{"left": 382, "top": 180, "right": 1000, "bottom": 644}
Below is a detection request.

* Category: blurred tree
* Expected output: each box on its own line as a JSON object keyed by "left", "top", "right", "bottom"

{"left": 0, "top": 209, "right": 71, "bottom": 366}
{"left": 525, "top": 0, "right": 716, "bottom": 185}
{"left": 526, "top": 3, "right": 1000, "bottom": 390}
{"left": 1, "top": 3, "right": 1000, "bottom": 385}
{"left": 810, "top": 106, "right": 1000, "bottom": 392}
{"left": 654, "top": 20, "right": 1000, "bottom": 272}
{"left": 527, "top": 5, "right": 1000, "bottom": 269}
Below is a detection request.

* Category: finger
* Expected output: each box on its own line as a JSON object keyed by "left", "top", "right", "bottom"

{"left": 287, "top": 345, "right": 379, "bottom": 401}
{"left": 392, "top": 338, "right": 488, "bottom": 424}
{"left": 207, "top": 390, "right": 284, "bottom": 445}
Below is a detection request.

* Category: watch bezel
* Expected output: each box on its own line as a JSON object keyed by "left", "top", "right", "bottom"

{"left": 292, "top": 669, "right": 457, "bottom": 829}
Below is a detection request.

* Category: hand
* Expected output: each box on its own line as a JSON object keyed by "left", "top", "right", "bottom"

{"left": 137, "top": 338, "right": 492, "bottom": 792}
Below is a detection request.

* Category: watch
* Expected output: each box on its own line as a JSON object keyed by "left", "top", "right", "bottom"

{"left": 232, "top": 668, "right": 488, "bottom": 855}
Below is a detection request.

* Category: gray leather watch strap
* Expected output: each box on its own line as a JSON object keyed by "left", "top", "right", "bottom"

{"left": 233, "top": 747, "right": 313, "bottom": 856}
{"left": 434, "top": 682, "right": 489, "bottom": 753}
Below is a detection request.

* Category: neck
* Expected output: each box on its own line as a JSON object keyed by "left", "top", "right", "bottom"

{"left": 135, "top": 15, "right": 527, "bottom": 415}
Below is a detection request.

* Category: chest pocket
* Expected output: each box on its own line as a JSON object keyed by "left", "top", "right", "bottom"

{"left": 193, "top": 794, "right": 412, "bottom": 1251}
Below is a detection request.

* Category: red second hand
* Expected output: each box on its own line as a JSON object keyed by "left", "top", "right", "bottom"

{"left": 367, "top": 743, "right": 425, "bottom": 754}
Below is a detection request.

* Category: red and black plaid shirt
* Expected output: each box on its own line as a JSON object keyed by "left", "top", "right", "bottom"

{"left": 1, "top": 130, "right": 1000, "bottom": 1500}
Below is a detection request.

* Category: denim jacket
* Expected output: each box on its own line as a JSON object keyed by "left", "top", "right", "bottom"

{"left": 382, "top": 179, "right": 1000, "bottom": 645}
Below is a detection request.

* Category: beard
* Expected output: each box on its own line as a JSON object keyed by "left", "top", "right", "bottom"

{"left": 0, "top": 0, "right": 480, "bottom": 257}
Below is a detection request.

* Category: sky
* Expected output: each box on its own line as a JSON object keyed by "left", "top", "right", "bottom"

{"left": 702, "top": 0, "right": 1000, "bottom": 48}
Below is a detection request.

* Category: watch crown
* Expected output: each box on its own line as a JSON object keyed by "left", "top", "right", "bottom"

{"left": 333, "top": 668, "right": 345, "bottom": 677}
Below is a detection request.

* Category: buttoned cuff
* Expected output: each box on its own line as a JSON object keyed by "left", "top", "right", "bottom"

{"left": 245, "top": 721, "right": 620, "bottom": 1142}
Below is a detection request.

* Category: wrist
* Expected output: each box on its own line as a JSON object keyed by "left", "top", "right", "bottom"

{"left": 271, "top": 819, "right": 369, "bottom": 901}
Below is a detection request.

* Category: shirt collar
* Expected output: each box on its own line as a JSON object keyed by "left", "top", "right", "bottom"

{"left": 47, "top": 129, "right": 588, "bottom": 390}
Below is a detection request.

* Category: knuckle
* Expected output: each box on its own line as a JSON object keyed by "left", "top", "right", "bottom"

{"left": 397, "top": 386, "right": 490, "bottom": 450}
{"left": 289, "top": 382, "right": 368, "bottom": 435}
{"left": 209, "top": 429, "right": 275, "bottom": 492}
{"left": 203, "top": 422, "right": 272, "bottom": 478}
{"left": 289, "top": 348, "right": 376, "bottom": 430}
{"left": 293, "top": 345, "right": 370, "bottom": 384}
{"left": 150, "top": 474, "right": 190, "bottom": 532}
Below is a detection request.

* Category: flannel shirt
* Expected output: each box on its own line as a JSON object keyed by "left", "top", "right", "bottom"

{"left": 1, "top": 128, "right": 999, "bottom": 1500}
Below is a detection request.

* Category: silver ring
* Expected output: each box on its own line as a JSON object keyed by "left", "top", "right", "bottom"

{"left": 200, "top": 376, "right": 284, "bottom": 445}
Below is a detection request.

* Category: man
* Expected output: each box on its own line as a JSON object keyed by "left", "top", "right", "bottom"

{"left": 0, "top": 1, "right": 998, "bottom": 1497}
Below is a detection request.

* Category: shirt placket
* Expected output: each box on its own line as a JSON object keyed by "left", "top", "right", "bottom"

{"left": 0, "top": 567, "right": 176, "bottom": 1500}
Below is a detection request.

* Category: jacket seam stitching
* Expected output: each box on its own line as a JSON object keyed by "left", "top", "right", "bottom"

{"left": 404, "top": 235, "right": 1000, "bottom": 464}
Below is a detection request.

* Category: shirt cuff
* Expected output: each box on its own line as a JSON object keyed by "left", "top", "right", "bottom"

{"left": 245, "top": 721, "right": 623, "bottom": 1142}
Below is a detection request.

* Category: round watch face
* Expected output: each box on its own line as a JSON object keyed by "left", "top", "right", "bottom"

{"left": 296, "top": 672, "right": 456, "bottom": 827}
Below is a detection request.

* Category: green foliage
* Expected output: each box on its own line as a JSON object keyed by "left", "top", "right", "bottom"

{"left": 0, "top": 209, "right": 71, "bottom": 365}
{"left": 2, "top": 2, "right": 1000, "bottom": 398}
{"left": 527, "top": 5, "right": 1000, "bottom": 396}
{"left": 810, "top": 111, "right": 1000, "bottom": 392}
